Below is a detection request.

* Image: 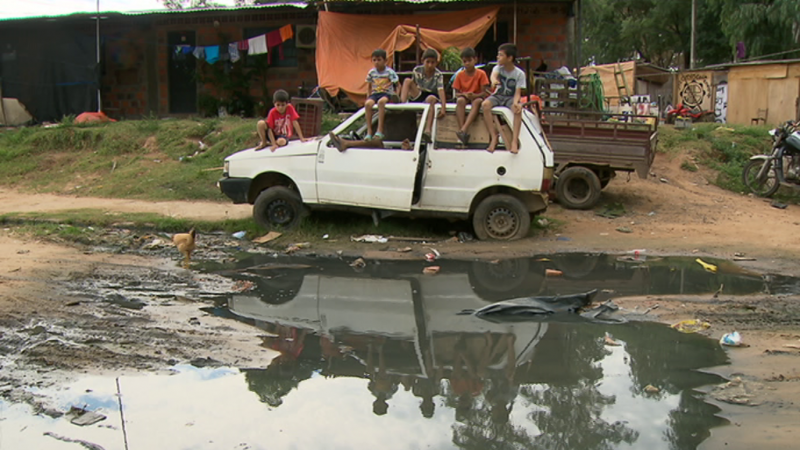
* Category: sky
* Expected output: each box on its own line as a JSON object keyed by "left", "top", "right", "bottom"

{"left": 0, "top": 0, "right": 238, "bottom": 19}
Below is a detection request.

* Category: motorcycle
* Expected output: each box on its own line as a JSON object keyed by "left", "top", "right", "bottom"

{"left": 665, "top": 103, "right": 715, "bottom": 124}
{"left": 742, "top": 121, "right": 800, "bottom": 197}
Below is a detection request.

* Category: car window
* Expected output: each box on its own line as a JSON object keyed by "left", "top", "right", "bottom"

{"left": 433, "top": 110, "right": 509, "bottom": 151}
{"left": 329, "top": 110, "right": 421, "bottom": 151}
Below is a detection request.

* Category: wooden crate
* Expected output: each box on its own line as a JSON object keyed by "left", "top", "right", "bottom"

{"left": 291, "top": 97, "right": 324, "bottom": 137}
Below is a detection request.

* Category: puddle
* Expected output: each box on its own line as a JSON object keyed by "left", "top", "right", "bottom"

{"left": 6, "top": 253, "right": 796, "bottom": 449}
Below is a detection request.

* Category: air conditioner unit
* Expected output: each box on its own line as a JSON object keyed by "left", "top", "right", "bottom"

{"left": 295, "top": 25, "right": 317, "bottom": 49}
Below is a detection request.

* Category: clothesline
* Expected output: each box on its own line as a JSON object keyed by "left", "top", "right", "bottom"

{"left": 173, "top": 24, "right": 294, "bottom": 65}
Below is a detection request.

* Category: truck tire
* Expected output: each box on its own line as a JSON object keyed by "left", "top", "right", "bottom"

{"left": 253, "top": 186, "right": 308, "bottom": 231}
{"left": 556, "top": 166, "right": 602, "bottom": 210}
{"left": 472, "top": 194, "right": 530, "bottom": 241}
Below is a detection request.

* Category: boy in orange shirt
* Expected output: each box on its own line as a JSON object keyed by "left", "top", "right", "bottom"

{"left": 452, "top": 47, "right": 490, "bottom": 145}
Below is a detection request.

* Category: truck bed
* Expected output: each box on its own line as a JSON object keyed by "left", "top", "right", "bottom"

{"left": 541, "top": 112, "right": 658, "bottom": 179}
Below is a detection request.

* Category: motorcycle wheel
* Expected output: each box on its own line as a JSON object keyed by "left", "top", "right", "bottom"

{"left": 742, "top": 159, "right": 780, "bottom": 197}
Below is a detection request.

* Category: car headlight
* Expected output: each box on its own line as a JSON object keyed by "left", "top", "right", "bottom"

{"left": 223, "top": 160, "right": 230, "bottom": 176}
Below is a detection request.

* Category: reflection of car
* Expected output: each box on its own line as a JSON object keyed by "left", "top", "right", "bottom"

{"left": 218, "top": 104, "right": 554, "bottom": 240}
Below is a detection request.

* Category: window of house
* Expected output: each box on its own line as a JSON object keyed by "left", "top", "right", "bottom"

{"left": 244, "top": 27, "right": 297, "bottom": 68}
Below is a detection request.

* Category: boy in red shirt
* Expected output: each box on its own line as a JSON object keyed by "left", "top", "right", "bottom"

{"left": 452, "top": 47, "right": 490, "bottom": 145}
{"left": 256, "top": 89, "right": 308, "bottom": 151}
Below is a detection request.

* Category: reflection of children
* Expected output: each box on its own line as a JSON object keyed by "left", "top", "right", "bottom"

{"left": 365, "top": 49, "right": 399, "bottom": 140}
{"left": 482, "top": 43, "right": 526, "bottom": 153}
{"left": 257, "top": 90, "right": 308, "bottom": 151}
{"left": 452, "top": 47, "right": 490, "bottom": 145}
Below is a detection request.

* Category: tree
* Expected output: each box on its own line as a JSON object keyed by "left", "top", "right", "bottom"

{"left": 710, "top": 0, "right": 800, "bottom": 60}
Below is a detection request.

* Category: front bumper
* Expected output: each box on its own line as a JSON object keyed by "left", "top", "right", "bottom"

{"left": 218, "top": 177, "right": 252, "bottom": 204}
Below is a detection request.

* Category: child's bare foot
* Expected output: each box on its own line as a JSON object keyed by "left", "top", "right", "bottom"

{"left": 486, "top": 137, "right": 498, "bottom": 153}
{"left": 270, "top": 145, "right": 278, "bottom": 152}
{"left": 510, "top": 145, "right": 519, "bottom": 154}
{"left": 255, "top": 142, "right": 267, "bottom": 150}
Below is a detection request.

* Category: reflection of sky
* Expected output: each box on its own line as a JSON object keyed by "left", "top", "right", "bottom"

{"left": 3, "top": 349, "right": 712, "bottom": 450}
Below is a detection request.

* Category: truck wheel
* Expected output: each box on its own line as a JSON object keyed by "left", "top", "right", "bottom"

{"left": 556, "top": 166, "right": 602, "bottom": 210}
{"left": 472, "top": 194, "right": 531, "bottom": 241}
{"left": 253, "top": 186, "right": 308, "bottom": 231}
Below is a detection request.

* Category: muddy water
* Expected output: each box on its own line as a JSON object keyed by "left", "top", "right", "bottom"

{"left": 5, "top": 253, "right": 799, "bottom": 449}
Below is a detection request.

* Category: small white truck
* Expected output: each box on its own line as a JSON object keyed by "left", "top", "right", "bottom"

{"left": 219, "top": 103, "right": 554, "bottom": 240}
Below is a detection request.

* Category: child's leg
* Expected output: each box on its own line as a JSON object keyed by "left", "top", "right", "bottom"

{"left": 482, "top": 98, "right": 498, "bottom": 153}
{"left": 511, "top": 108, "right": 522, "bottom": 154}
{"left": 364, "top": 98, "right": 376, "bottom": 137}
{"left": 455, "top": 96, "right": 467, "bottom": 129}
{"left": 256, "top": 120, "right": 268, "bottom": 149}
{"left": 424, "top": 95, "right": 437, "bottom": 134}
{"left": 376, "top": 96, "right": 389, "bottom": 135}
{"left": 400, "top": 79, "right": 417, "bottom": 103}
{"left": 463, "top": 98, "right": 483, "bottom": 131}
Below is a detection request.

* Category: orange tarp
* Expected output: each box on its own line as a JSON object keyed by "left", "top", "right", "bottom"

{"left": 316, "top": 7, "right": 499, "bottom": 105}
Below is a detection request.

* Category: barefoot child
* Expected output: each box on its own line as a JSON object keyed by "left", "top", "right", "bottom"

{"left": 481, "top": 43, "right": 526, "bottom": 153}
{"left": 364, "top": 49, "right": 399, "bottom": 140}
{"left": 452, "top": 47, "right": 490, "bottom": 145}
{"left": 257, "top": 90, "right": 308, "bottom": 151}
{"left": 400, "top": 48, "right": 446, "bottom": 142}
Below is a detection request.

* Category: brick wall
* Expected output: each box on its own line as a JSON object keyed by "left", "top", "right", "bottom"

{"left": 504, "top": 3, "right": 571, "bottom": 70}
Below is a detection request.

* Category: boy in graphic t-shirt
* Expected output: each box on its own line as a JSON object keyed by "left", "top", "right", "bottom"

{"left": 481, "top": 43, "right": 526, "bottom": 153}
{"left": 452, "top": 47, "right": 490, "bottom": 145}
{"left": 364, "top": 48, "right": 399, "bottom": 140}
{"left": 257, "top": 90, "right": 308, "bottom": 151}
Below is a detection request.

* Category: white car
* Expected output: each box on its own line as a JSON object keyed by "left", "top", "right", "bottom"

{"left": 219, "top": 103, "right": 554, "bottom": 240}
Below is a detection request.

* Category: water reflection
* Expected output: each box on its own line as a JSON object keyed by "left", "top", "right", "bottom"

{"left": 218, "top": 260, "right": 731, "bottom": 449}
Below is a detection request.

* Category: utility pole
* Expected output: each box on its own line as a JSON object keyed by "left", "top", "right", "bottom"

{"left": 96, "top": 0, "right": 102, "bottom": 112}
{"left": 690, "top": 0, "right": 696, "bottom": 69}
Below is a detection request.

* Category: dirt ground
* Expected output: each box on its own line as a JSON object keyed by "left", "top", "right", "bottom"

{"left": 1, "top": 150, "right": 799, "bottom": 449}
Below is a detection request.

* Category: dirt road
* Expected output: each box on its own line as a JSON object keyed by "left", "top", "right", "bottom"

{"left": 1, "top": 150, "right": 799, "bottom": 449}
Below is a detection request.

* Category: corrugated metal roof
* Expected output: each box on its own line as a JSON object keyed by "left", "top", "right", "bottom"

{"left": 703, "top": 58, "right": 800, "bottom": 70}
{"left": 0, "top": 3, "right": 308, "bottom": 23}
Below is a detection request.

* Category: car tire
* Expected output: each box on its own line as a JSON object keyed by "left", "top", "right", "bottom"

{"left": 556, "top": 166, "right": 602, "bottom": 210}
{"left": 472, "top": 194, "right": 531, "bottom": 241}
{"left": 253, "top": 186, "right": 308, "bottom": 231}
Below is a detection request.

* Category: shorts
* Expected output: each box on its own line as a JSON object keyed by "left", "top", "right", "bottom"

{"left": 411, "top": 90, "right": 437, "bottom": 102}
{"left": 487, "top": 95, "right": 515, "bottom": 108}
{"left": 368, "top": 92, "right": 393, "bottom": 103}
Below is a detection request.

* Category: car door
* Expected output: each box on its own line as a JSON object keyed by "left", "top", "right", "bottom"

{"left": 316, "top": 106, "right": 424, "bottom": 211}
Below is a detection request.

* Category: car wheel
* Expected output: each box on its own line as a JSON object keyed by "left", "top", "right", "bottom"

{"left": 556, "top": 166, "right": 602, "bottom": 210}
{"left": 472, "top": 194, "right": 531, "bottom": 240}
{"left": 253, "top": 186, "right": 308, "bottom": 231}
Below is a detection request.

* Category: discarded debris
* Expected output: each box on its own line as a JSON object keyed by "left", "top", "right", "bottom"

{"left": 595, "top": 202, "right": 626, "bottom": 219}
{"left": 733, "top": 256, "right": 756, "bottom": 261}
{"left": 711, "top": 376, "right": 762, "bottom": 406}
{"left": 545, "top": 269, "right": 563, "bottom": 277}
{"left": 457, "top": 231, "right": 474, "bottom": 242}
{"left": 603, "top": 332, "right": 621, "bottom": 346}
{"left": 556, "top": 236, "right": 571, "bottom": 241}
{"left": 720, "top": 331, "right": 747, "bottom": 347}
{"left": 644, "top": 384, "right": 660, "bottom": 394}
{"left": 660, "top": 178, "right": 669, "bottom": 183}
{"left": 425, "top": 248, "right": 440, "bottom": 262}
{"left": 695, "top": 258, "right": 718, "bottom": 273}
{"left": 422, "top": 266, "right": 441, "bottom": 275}
{"left": 396, "top": 247, "right": 412, "bottom": 253}
{"left": 349, "top": 258, "right": 366, "bottom": 269}
{"left": 351, "top": 234, "right": 388, "bottom": 244}
{"left": 253, "top": 231, "right": 282, "bottom": 244}
{"left": 285, "top": 242, "right": 311, "bottom": 254}
{"left": 712, "top": 284, "right": 724, "bottom": 298}
{"left": 616, "top": 226, "right": 633, "bottom": 234}
{"left": 535, "top": 257, "right": 551, "bottom": 262}
{"left": 66, "top": 406, "right": 106, "bottom": 426}
{"left": 672, "top": 319, "right": 710, "bottom": 333}
{"left": 44, "top": 432, "right": 106, "bottom": 450}
{"left": 232, "top": 280, "right": 255, "bottom": 292}
{"left": 232, "top": 231, "right": 247, "bottom": 239}
{"left": 770, "top": 201, "right": 788, "bottom": 209}
{"left": 642, "top": 304, "right": 660, "bottom": 315}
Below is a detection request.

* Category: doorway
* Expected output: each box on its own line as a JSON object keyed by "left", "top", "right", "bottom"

{"left": 167, "top": 31, "right": 197, "bottom": 114}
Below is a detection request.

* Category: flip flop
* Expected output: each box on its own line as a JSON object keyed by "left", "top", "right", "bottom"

{"left": 374, "top": 132, "right": 385, "bottom": 140}
{"left": 328, "top": 133, "right": 344, "bottom": 151}
{"left": 456, "top": 131, "right": 469, "bottom": 145}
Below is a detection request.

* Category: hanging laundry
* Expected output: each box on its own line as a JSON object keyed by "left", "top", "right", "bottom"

{"left": 248, "top": 35, "right": 267, "bottom": 55}
{"left": 192, "top": 46, "right": 206, "bottom": 61}
{"left": 228, "top": 42, "right": 240, "bottom": 63}
{"left": 181, "top": 46, "right": 194, "bottom": 55}
{"left": 219, "top": 43, "right": 229, "bottom": 62}
{"left": 205, "top": 45, "right": 220, "bottom": 64}
{"left": 266, "top": 30, "right": 283, "bottom": 63}
{"left": 279, "top": 24, "right": 293, "bottom": 41}
{"left": 237, "top": 40, "right": 249, "bottom": 51}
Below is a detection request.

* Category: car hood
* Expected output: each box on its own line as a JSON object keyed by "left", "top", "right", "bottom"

{"left": 225, "top": 138, "right": 320, "bottom": 163}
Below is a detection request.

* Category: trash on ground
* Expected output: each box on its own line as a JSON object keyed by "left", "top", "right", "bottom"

{"left": 672, "top": 319, "right": 711, "bottom": 333}
{"left": 733, "top": 256, "right": 756, "bottom": 261}
{"left": 232, "top": 231, "right": 247, "bottom": 239}
{"left": 322, "top": 234, "right": 330, "bottom": 239}
{"left": 349, "top": 258, "right": 366, "bottom": 269}
{"left": 535, "top": 257, "right": 551, "bottom": 262}
{"left": 783, "top": 344, "right": 800, "bottom": 350}
{"left": 595, "top": 202, "right": 626, "bottom": 219}
{"left": 537, "top": 218, "right": 550, "bottom": 227}
{"left": 351, "top": 234, "right": 388, "bottom": 244}
{"left": 603, "top": 332, "right": 621, "bottom": 346}
{"left": 232, "top": 280, "right": 255, "bottom": 292}
{"left": 695, "top": 258, "right": 718, "bottom": 273}
{"left": 396, "top": 247, "right": 412, "bottom": 253}
{"left": 545, "top": 269, "right": 563, "bottom": 277}
{"left": 457, "top": 231, "right": 474, "bottom": 242}
{"left": 660, "top": 178, "right": 669, "bottom": 183}
{"left": 425, "top": 248, "right": 440, "bottom": 261}
{"left": 711, "top": 376, "right": 762, "bottom": 406}
{"left": 720, "top": 331, "right": 746, "bottom": 347}
{"left": 556, "top": 236, "right": 571, "bottom": 241}
{"left": 616, "top": 226, "right": 633, "bottom": 233}
{"left": 253, "top": 231, "right": 282, "bottom": 244}
{"left": 422, "top": 266, "right": 440, "bottom": 275}
{"left": 66, "top": 406, "right": 106, "bottom": 426}
{"left": 44, "top": 432, "right": 105, "bottom": 450}
{"left": 642, "top": 304, "right": 659, "bottom": 314}
{"left": 770, "top": 201, "right": 788, "bottom": 209}
{"left": 644, "top": 384, "right": 660, "bottom": 394}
